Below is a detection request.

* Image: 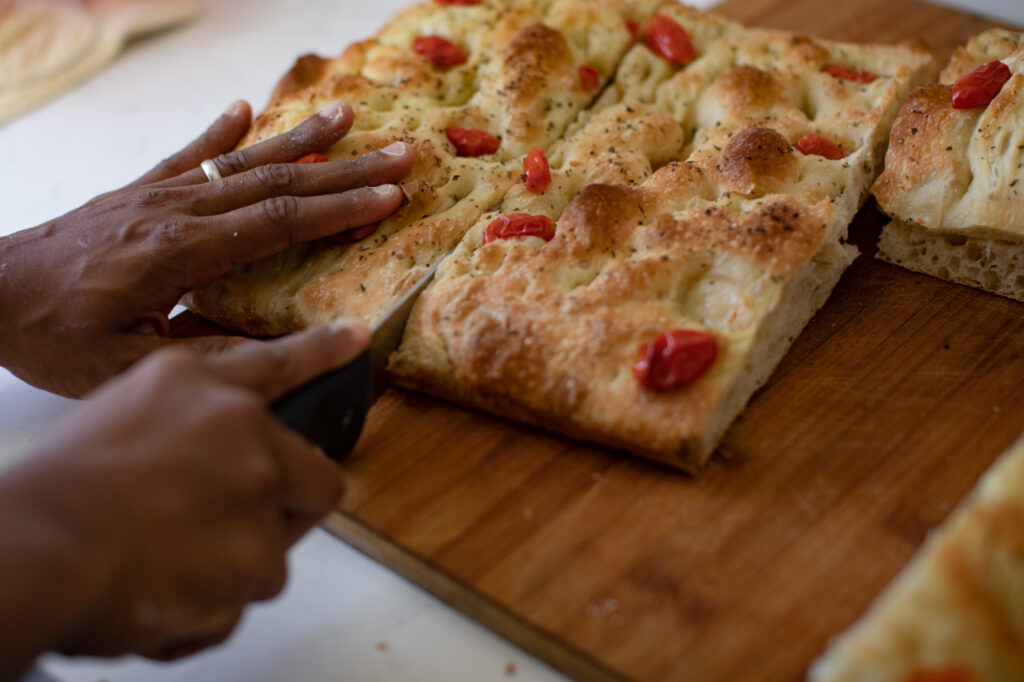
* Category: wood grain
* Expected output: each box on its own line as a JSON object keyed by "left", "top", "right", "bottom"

{"left": 173, "top": 2, "right": 1023, "bottom": 680}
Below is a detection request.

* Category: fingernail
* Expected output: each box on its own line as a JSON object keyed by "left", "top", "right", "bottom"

{"left": 328, "top": 318, "right": 355, "bottom": 334}
{"left": 326, "top": 318, "right": 371, "bottom": 351}
{"left": 372, "top": 185, "right": 398, "bottom": 197}
{"left": 318, "top": 101, "right": 347, "bottom": 121}
{"left": 380, "top": 142, "right": 407, "bottom": 156}
{"left": 328, "top": 317, "right": 370, "bottom": 337}
{"left": 224, "top": 100, "right": 247, "bottom": 117}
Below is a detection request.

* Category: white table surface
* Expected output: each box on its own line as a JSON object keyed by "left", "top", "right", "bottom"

{"left": 1, "top": 1, "right": 1020, "bottom": 681}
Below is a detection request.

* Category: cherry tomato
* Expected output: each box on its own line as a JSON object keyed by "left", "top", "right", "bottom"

{"left": 578, "top": 65, "right": 601, "bottom": 92}
{"left": 523, "top": 148, "right": 551, "bottom": 194}
{"left": 446, "top": 126, "right": 500, "bottom": 157}
{"left": 483, "top": 213, "right": 556, "bottom": 244}
{"left": 823, "top": 65, "right": 877, "bottom": 83}
{"left": 644, "top": 13, "right": 695, "bottom": 66}
{"left": 435, "top": 0, "right": 481, "bottom": 5}
{"left": 796, "top": 133, "right": 845, "bottom": 160}
{"left": 952, "top": 60, "right": 1012, "bottom": 109}
{"left": 413, "top": 35, "right": 467, "bottom": 68}
{"left": 634, "top": 330, "right": 718, "bottom": 392}
{"left": 626, "top": 18, "right": 640, "bottom": 42}
{"left": 294, "top": 152, "right": 329, "bottom": 164}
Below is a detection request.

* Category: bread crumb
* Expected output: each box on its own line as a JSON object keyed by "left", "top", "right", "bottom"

{"left": 505, "top": 660, "right": 517, "bottom": 676}
{"left": 375, "top": 641, "right": 389, "bottom": 652}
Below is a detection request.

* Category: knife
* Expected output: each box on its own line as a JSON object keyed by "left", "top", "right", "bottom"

{"left": 270, "top": 258, "right": 444, "bottom": 459}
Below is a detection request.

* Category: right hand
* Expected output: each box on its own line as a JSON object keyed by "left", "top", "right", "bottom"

{"left": 0, "top": 320, "right": 368, "bottom": 662}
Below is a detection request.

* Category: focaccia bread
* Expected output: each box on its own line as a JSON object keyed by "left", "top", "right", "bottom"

{"left": 185, "top": 0, "right": 660, "bottom": 335}
{"left": 873, "top": 29, "right": 1024, "bottom": 302}
{"left": 809, "top": 435, "right": 1024, "bottom": 682}
{"left": 389, "top": 5, "right": 933, "bottom": 471}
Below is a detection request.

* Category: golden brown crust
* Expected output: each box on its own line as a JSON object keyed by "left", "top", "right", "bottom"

{"left": 713, "top": 126, "right": 797, "bottom": 196}
{"left": 269, "top": 54, "right": 331, "bottom": 103}
{"left": 871, "top": 85, "right": 976, "bottom": 225}
{"left": 391, "top": 178, "right": 837, "bottom": 469}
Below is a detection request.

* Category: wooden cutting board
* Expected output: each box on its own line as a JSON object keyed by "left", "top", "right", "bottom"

{"left": 170, "top": 1, "right": 1022, "bottom": 679}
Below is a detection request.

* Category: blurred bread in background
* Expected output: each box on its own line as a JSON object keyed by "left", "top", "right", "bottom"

{"left": 0, "top": 0, "right": 197, "bottom": 126}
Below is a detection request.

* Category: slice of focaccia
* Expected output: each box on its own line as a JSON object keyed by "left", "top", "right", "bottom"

{"left": 809, "top": 435, "right": 1024, "bottom": 682}
{"left": 185, "top": 0, "right": 661, "bottom": 335}
{"left": 389, "top": 4, "right": 934, "bottom": 471}
{"left": 873, "top": 29, "right": 1024, "bottom": 302}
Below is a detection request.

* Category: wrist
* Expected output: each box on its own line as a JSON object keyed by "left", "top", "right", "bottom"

{"left": 0, "top": 467, "right": 111, "bottom": 674}
{"left": 0, "top": 225, "right": 75, "bottom": 393}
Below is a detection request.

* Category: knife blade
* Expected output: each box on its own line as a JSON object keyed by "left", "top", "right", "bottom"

{"left": 270, "top": 257, "right": 445, "bottom": 459}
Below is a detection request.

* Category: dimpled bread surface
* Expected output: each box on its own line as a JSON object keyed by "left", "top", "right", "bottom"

{"left": 186, "top": 0, "right": 661, "bottom": 335}
{"left": 187, "top": 0, "right": 936, "bottom": 470}
{"left": 388, "top": 3, "right": 933, "bottom": 470}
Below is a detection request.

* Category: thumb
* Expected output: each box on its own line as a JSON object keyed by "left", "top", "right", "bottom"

{"left": 199, "top": 320, "right": 371, "bottom": 400}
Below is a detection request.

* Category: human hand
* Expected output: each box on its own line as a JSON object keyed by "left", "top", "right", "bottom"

{"left": 0, "top": 320, "right": 367, "bottom": 670}
{"left": 0, "top": 99, "right": 414, "bottom": 397}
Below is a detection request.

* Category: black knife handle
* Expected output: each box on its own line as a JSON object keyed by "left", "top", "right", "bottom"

{"left": 271, "top": 349, "right": 373, "bottom": 460}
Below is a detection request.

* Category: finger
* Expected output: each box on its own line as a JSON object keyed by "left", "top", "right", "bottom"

{"left": 143, "top": 609, "right": 244, "bottom": 661}
{"left": 249, "top": 543, "right": 290, "bottom": 602}
{"left": 163, "top": 101, "right": 355, "bottom": 188}
{"left": 263, "top": 423, "right": 344, "bottom": 543}
{"left": 186, "top": 142, "right": 415, "bottom": 216}
{"left": 129, "top": 101, "right": 252, "bottom": 188}
{"left": 126, "top": 334, "right": 252, "bottom": 367}
{"left": 184, "top": 185, "right": 404, "bottom": 279}
{"left": 202, "top": 320, "right": 371, "bottom": 401}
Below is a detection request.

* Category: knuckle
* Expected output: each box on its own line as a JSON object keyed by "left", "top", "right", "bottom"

{"left": 206, "top": 614, "right": 243, "bottom": 647}
{"left": 259, "top": 195, "right": 300, "bottom": 228}
{"left": 238, "top": 452, "right": 279, "bottom": 500}
{"left": 146, "top": 347, "right": 204, "bottom": 378}
{"left": 129, "top": 348, "right": 207, "bottom": 397}
{"left": 251, "top": 163, "right": 297, "bottom": 193}
{"left": 148, "top": 220, "right": 194, "bottom": 249}
{"left": 257, "top": 341, "right": 291, "bottom": 378}
{"left": 212, "top": 389, "right": 265, "bottom": 426}
{"left": 215, "top": 149, "right": 251, "bottom": 176}
{"left": 226, "top": 535, "right": 274, "bottom": 581}
{"left": 129, "top": 188, "right": 175, "bottom": 208}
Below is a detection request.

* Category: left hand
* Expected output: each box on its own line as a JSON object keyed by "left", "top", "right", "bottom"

{"left": 0, "top": 99, "right": 415, "bottom": 397}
